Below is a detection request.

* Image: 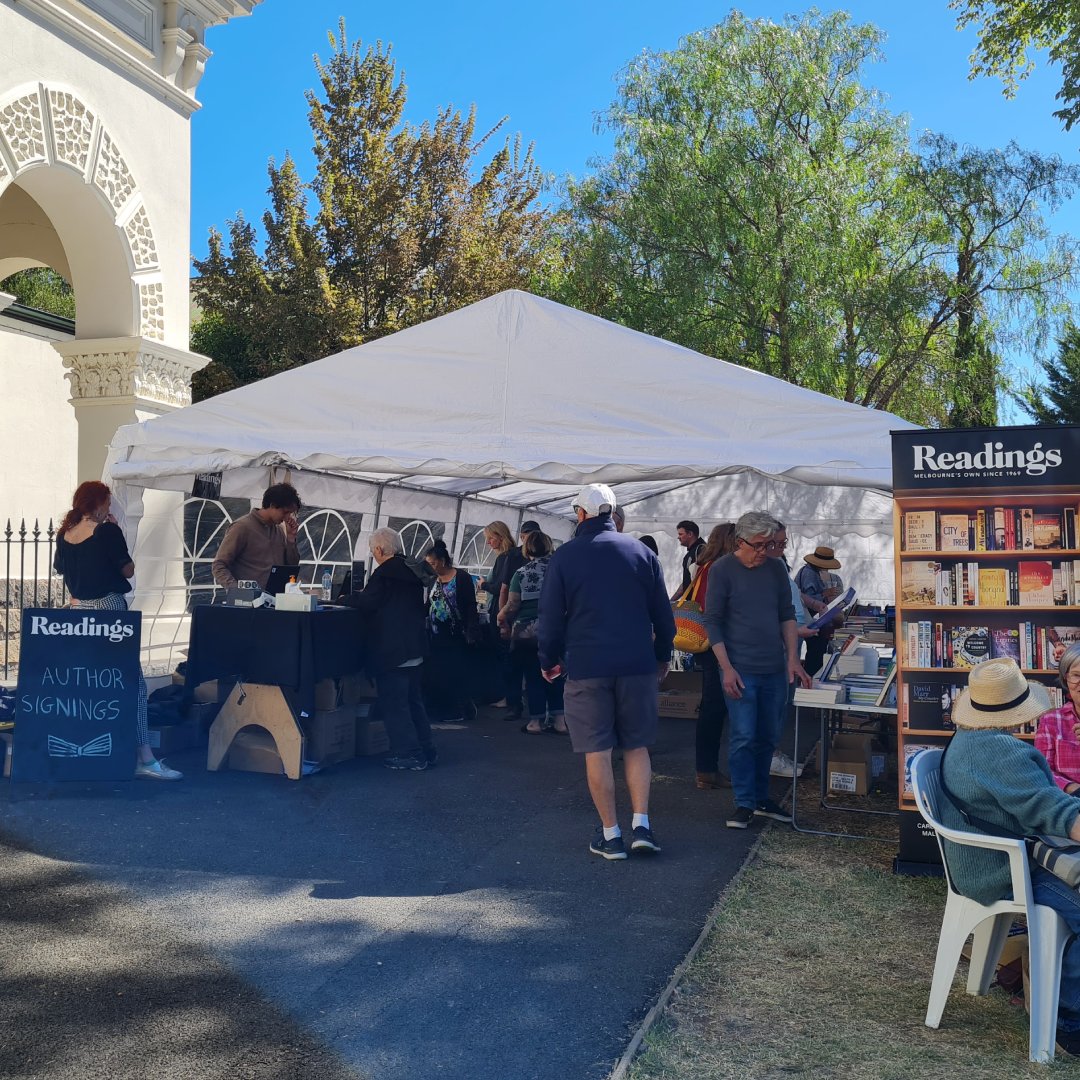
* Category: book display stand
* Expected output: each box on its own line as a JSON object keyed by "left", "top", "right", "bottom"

{"left": 891, "top": 424, "right": 1080, "bottom": 873}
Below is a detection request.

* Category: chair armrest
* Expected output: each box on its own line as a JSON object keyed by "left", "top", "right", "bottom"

{"left": 933, "top": 824, "right": 1034, "bottom": 909}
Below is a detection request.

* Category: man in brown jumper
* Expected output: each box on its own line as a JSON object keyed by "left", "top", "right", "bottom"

{"left": 212, "top": 483, "right": 302, "bottom": 589}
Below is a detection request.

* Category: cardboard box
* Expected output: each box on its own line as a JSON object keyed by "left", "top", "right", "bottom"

{"left": 658, "top": 670, "right": 703, "bottom": 718}
{"left": 341, "top": 672, "right": 377, "bottom": 705}
{"left": 314, "top": 678, "right": 340, "bottom": 711}
{"left": 187, "top": 701, "right": 221, "bottom": 730}
{"left": 227, "top": 729, "right": 283, "bottom": 775}
{"left": 356, "top": 717, "right": 390, "bottom": 756}
{"left": 147, "top": 721, "right": 200, "bottom": 755}
{"left": 827, "top": 733, "right": 872, "bottom": 795}
{"left": 193, "top": 680, "right": 219, "bottom": 704}
{"left": 302, "top": 707, "right": 356, "bottom": 765}
{"left": 276, "top": 592, "right": 317, "bottom": 612}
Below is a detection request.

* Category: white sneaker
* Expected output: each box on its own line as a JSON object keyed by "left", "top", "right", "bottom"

{"left": 770, "top": 751, "right": 803, "bottom": 778}
{"left": 134, "top": 758, "right": 183, "bottom": 781}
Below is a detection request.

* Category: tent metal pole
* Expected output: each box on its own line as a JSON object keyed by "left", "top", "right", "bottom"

{"left": 450, "top": 496, "right": 464, "bottom": 562}
{"left": 368, "top": 480, "right": 388, "bottom": 579}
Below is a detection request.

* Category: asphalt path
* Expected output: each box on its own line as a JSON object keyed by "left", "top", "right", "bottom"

{"left": 0, "top": 710, "right": 772, "bottom": 1080}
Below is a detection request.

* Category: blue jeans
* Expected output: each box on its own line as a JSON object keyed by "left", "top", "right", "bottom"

{"left": 724, "top": 671, "right": 788, "bottom": 809}
{"left": 1031, "top": 867, "right": 1080, "bottom": 1033}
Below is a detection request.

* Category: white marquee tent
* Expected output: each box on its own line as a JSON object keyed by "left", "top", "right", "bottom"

{"left": 105, "top": 290, "right": 916, "bottom": 636}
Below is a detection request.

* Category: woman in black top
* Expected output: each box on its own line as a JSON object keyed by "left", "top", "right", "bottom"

{"left": 422, "top": 540, "right": 480, "bottom": 723}
{"left": 54, "top": 481, "right": 182, "bottom": 781}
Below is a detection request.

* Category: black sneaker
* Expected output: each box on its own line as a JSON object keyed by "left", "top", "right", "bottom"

{"left": 630, "top": 826, "right": 661, "bottom": 854}
{"left": 1057, "top": 1029, "right": 1080, "bottom": 1057}
{"left": 726, "top": 806, "right": 756, "bottom": 829}
{"left": 589, "top": 830, "right": 628, "bottom": 860}
{"left": 383, "top": 754, "right": 428, "bottom": 771}
{"left": 754, "top": 799, "right": 793, "bottom": 823}
{"left": 422, "top": 745, "right": 438, "bottom": 767}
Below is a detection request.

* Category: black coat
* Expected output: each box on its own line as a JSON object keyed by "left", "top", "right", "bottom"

{"left": 342, "top": 555, "right": 428, "bottom": 675}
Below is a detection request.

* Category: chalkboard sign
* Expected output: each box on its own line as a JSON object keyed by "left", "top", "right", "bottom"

{"left": 12, "top": 608, "right": 141, "bottom": 782}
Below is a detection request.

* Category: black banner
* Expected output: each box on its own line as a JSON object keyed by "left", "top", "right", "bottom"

{"left": 12, "top": 609, "right": 141, "bottom": 782}
{"left": 192, "top": 472, "right": 223, "bottom": 500}
{"left": 891, "top": 425, "right": 1080, "bottom": 492}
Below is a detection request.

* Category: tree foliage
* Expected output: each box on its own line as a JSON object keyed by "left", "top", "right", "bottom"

{"left": 1018, "top": 322, "right": 1080, "bottom": 423}
{"left": 192, "top": 22, "right": 549, "bottom": 398}
{"left": 538, "top": 10, "right": 1080, "bottom": 425}
{"left": 0, "top": 267, "right": 75, "bottom": 319}
{"left": 952, "top": 0, "right": 1080, "bottom": 130}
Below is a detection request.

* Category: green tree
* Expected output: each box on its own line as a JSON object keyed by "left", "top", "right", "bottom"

{"left": 0, "top": 267, "right": 75, "bottom": 319}
{"left": 952, "top": 0, "right": 1080, "bottom": 129}
{"left": 540, "top": 10, "right": 1079, "bottom": 425}
{"left": 1018, "top": 322, "right": 1080, "bottom": 422}
{"left": 193, "top": 23, "right": 549, "bottom": 391}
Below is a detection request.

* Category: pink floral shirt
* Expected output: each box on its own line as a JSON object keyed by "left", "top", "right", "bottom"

{"left": 1035, "top": 702, "right": 1080, "bottom": 792}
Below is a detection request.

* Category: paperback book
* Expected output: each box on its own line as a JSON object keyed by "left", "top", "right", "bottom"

{"left": 950, "top": 626, "right": 991, "bottom": 668}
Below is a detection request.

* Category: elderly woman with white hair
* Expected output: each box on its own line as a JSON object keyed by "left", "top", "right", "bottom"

{"left": 1035, "top": 641, "right": 1080, "bottom": 794}
{"left": 342, "top": 528, "right": 436, "bottom": 771}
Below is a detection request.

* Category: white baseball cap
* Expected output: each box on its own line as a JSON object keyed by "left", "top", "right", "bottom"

{"left": 572, "top": 483, "right": 617, "bottom": 517}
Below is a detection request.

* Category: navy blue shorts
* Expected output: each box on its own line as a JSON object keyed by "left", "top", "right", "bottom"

{"left": 563, "top": 672, "right": 659, "bottom": 753}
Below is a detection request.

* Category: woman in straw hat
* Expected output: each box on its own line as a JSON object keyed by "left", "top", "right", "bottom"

{"left": 937, "top": 658, "right": 1080, "bottom": 1055}
{"left": 795, "top": 545, "right": 843, "bottom": 679}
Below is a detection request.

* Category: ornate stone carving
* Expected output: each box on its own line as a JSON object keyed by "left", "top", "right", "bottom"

{"left": 47, "top": 91, "right": 96, "bottom": 172}
{"left": 138, "top": 281, "right": 166, "bottom": 340}
{"left": 0, "top": 93, "right": 47, "bottom": 167}
{"left": 57, "top": 338, "right": 211, "bottom": 408}
{"left": 124, "top": 204, "right": 159, "bottom": 269}
{"left": 93, "top": 129, "right": 136, "bottom": 211}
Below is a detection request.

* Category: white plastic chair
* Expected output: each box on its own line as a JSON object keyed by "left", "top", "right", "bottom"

{"left": 910, "top": 747, "right": 1072, "bottom": 1064}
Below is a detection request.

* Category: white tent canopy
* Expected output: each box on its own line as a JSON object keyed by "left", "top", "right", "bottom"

{"left": 106, "top": 290, "right": 916, "bottom": 620}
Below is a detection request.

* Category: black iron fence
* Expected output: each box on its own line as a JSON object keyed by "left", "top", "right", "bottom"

{"left": 2, "top": 518, "right": 68, "bottom": 680}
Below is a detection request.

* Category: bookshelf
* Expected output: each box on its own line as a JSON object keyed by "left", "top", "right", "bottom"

{"left": 891, "top": 425, "right": 1080, "bottom": 873}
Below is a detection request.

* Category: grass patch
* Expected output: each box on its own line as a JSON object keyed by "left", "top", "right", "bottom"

{"left": 627, "top": 825, "right": 1080, "bottom": 1079}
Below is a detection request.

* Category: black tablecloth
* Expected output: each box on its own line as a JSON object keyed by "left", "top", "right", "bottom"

{"left": 184, "top": 606, "right": 366, "bottom": 714}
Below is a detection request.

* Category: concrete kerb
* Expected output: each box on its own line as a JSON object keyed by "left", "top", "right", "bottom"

{"left": 607, "top": 824, "right": 772, "bottom": 1080}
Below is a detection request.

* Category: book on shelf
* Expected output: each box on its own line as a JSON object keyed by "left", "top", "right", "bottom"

{"left": 951, "top": 626, "right": 991, "bottom": 668}
{"left": 991, "top": 627, "right": 1021, "bottom": 663}
{"left": 1033, "top": 513, "right": 1063, "bottom": 551}
{"left": 939, "top": 514, "right": 971, "bottom": 551}
{"left": 1018, "top": 560, "right": 1054, "bottom": 606}
{"left": 993, "top": 507, "right": 1007, "bottom": 551}
{"left": 1048, "top": 627, "right": 1080, "bottom": 666}
{"left": 904, "top": 742, "right": 945, "bottom": 794}
{"left": 1020, "top": 508, "right": 1035, "bottom": 550}
{"left": 875, "top": 660, "right": 898, "bottom": 706}
{"left": 903, "top": 510, "right": 937, "bottom": 552}
{"left": 900, "top": 561, "right": 939, "bottom": 605}
{"left": 978, "top": 568, "right": 1008, "bottom": 607}
{"left": 904, "top": 681, "right": 958, "bottom": 731}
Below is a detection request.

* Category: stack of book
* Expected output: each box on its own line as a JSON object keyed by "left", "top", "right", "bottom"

{"left": 793, "top": 683, "right": 846, "bottom": 707}
{"left": 842, "top": 674, "right": 888, "bottom": 707}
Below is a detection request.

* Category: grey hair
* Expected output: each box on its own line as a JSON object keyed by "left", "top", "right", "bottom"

{"left": 1059, "top": 642, "right": 1080, "bottom": 686}
{"left": 368, "top": 527, "right": 403, "bottom": 556}
{"left": 734, "top": 510, "right": 781, "bottom": 542}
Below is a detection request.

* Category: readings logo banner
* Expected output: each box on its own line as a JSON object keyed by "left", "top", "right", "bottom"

{"left": 29, "top": 615, "right": 135, "bottom": 643}
{"left": 892, "top": 427, "right": 1080, "bottom": 491}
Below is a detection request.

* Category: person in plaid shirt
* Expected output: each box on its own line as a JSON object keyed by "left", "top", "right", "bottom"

{"left": 1035, "top": 642, "right": 1080, "bottom": 793}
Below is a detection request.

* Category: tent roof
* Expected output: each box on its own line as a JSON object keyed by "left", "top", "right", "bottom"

{"left": 107, "top": 290, "right": 916, "bottom": 509}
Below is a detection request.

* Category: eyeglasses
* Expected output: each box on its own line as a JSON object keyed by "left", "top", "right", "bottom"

{"left": 739, "top": 538, "right": 770, "bottom": 553}
{"left": 765, "top": 539, "right": 788, "bottom": 552}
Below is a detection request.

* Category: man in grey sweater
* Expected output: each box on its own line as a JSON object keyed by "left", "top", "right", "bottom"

{"left": 704, "top": 510, "right": 810, "bottom": 829}
{"left": 937, "top": 658, "right": 1080, "bottom": 1054}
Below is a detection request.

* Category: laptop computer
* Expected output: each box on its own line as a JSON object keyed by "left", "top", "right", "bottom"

{"left": 264, "top": 564, "right": 301, "bottom": 595}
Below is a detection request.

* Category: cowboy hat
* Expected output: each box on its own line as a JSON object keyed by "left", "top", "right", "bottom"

{"left": 951, "top": 658, "right": 1051, "bottom": 731}
{"left": 804, "top": 545, "right": 841, "bottom": 570}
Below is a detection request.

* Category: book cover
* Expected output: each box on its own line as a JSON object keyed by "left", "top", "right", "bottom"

{"left": 1020, "top": 508, "right": 1035, "bottom": 550}
{"left": 1018, "top": 560, "right": 1055, "bottom": 606}
{"left": 938, "top": 514, "right": 970, "bottom": 551}
{"left": 904, "top": 741, "right": 945, "bottom": 793}
{"left": 1048, "top": 627, "right": 1080, "bottom": 667}
{"left": 993, "top": 508, "right": 1007, "bottom": 551}
{"left": 950, "top": 626, "right": 991, "bottom": 668}
{"left": 1033, "top": 513, "right": 1063, "bottom": 550}
{"left": 990, "top": 627, "right": 1021, "bottom": 663}
{"left": 900, "top": 561, "right": 939, "bottom": 605}
{"left": 978, "top": 568, "right": 1008, "bottom": 607}
{"left": 904, "top": 510, "right": 937, "bottom": 552}
{"left": 906, "top": 684, "right": 956, "bottom": 732}
{"left": 976, "top": 510, "right": 987, "bottom": 552}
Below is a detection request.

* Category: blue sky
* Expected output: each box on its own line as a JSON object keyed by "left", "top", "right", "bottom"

{"left": 193, "top": 1, "right": 1080, "bottom": 412}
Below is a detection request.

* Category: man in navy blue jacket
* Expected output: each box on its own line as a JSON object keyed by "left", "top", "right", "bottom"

{"left": 538, "top": 484, "right": 676, "bottom": 860}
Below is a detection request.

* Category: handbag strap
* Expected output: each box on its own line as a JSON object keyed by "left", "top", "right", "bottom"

{"left": 676, "top": 570, "right": 704, "bottom": 608}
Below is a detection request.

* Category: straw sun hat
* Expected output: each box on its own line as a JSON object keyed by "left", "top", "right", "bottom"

{"left": 804, "top": 545, "right": 841, "bottom": 570}
{"left": 951, "top": 658, "right": 1051, "bottom": 731}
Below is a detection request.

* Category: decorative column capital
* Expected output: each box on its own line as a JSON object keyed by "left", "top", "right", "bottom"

{"left": 53, "top": 337, "right": 211, "bottom": 409}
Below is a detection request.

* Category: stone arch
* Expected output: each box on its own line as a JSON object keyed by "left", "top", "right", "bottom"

{"left": 0, "top": 83, "right": 163, "bottom": 341}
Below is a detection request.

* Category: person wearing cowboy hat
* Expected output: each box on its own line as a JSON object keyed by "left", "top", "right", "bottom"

{"left": 937, "top": 658, "right": 1080, "bottom": 1055}
{"left": 795, "top": 545, "right": 844, "bottom": 679}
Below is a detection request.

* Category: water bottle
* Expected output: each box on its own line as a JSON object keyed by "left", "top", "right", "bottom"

{"left": 321, "top": 570, "right": 333, "bottom": 601}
